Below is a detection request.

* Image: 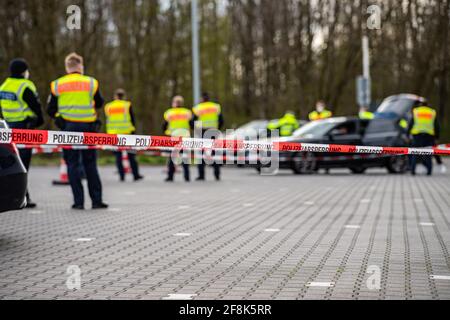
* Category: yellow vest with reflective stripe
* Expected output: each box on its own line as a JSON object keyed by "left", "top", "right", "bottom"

{"left": 411, "top": 106, "right": 436, "bottom": 136}
{"left": 0, "top": 78, "right": 37, "bottom": 122}
{"left": 309, "top": 109, "right": 333, "bottom": 121}
{"left": 105, "top": 100, "right": 135, "bottom": 134}
{"left": 164, "top": 107, "right": 192, "bottom": 137}
{"left": 51, "top": 73, "right": 98, "bottom": 123}
{"left": 359, "top": 111, "right": 375, "bottom": 120}
{"left": 193, "top": 102, "right": 221, "bottom": 129}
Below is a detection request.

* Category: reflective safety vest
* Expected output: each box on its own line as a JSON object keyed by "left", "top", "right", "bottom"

{"left": 267, "top": 113, "right": 300, "bottom": 137}
{"left": 164, "top": 107, "right": 193, "bottom": 137}
{"left": 359, "top": 111, "right": 375, "bottom": 120}
{"left": 0, "top": 78, "right": 37, "bottom": 123}
{"left": 192, "top": 102, "right": 221, "bottom": 129}
{"left": 309, "top": 109, "right": 333, "bottom": 121}
{"left": 51, "top": 73, "right": 98, "bottom": 123}
{"left": 104, "top": 100, "right": 135, "bottom": 134}
{"left": 411, "top": 106, "right": 436, "bottom": 136}
{"left": 399, "top": 119, "right": 408, "bottom": 130}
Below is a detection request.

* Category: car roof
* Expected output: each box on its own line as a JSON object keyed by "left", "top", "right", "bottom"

{"left": 383, "top": 93, "right": 426, "bottom": 103}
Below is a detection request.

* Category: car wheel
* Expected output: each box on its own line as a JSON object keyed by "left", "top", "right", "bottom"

{"left": 350, "top": 166, "right": 367, "bottom": 174}
{"left": 292, "top": 152, "right": 317, "bottom": 174}
{"left": 386, "top": 156, "right": 408, "bottom": 174}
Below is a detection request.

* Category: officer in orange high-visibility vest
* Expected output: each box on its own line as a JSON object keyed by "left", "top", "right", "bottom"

{"left": 105, "top": 89, "right": 143, "bottom": 182}
{"left": 47, "top": 53, "right": 108, "bottom": 210}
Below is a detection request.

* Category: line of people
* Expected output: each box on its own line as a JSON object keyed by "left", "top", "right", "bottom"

{"left": 0, "top": 54, "right": 225, "bottom": 210}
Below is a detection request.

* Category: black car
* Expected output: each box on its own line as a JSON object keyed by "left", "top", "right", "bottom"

{"left": 268, "top": 117, "right": 409, "bottom": 174}
{"left": 0, "top": 120, "right": 27, "bottom": 212}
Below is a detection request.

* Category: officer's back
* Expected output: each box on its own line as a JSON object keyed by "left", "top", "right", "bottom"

{"left": 47, "top": 53, "right": 108, "bottom": 210}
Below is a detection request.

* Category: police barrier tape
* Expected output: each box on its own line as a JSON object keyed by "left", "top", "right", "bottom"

{"left": 1, "top": 128, "right": 450, "bottom": 156}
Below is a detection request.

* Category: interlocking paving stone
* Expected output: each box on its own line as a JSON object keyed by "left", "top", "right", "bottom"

{"left": 0, "top": 166, "right": 450, "bottom": 300}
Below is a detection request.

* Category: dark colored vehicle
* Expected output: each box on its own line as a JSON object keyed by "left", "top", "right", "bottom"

{"left": 375, "top": 94, "right": 427, "bottom": 122}
{"left": 0, "top": 120, "right": 27, "bottom": 213}
{"left": 269, "top": 117, "right": 409, "bottom": 174}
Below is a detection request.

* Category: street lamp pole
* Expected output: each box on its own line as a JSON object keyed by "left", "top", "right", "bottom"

{"left": 191, "top": 0, "right": 201, "bottom": 106}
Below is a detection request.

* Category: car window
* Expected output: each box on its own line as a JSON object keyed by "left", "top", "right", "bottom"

{"left": 330, "top": 121, "right": 358, "bottom": 136}
{"left": 292, "top": 120, "right": 344, "bottom": 139}
{"left": 377, "top": 98, "right": 415, "bottom": 116}
{"left": 364, "top": 119, "right": 397, "bottom": 134}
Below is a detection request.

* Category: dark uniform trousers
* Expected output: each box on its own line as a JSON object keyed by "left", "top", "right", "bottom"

{"left": 113, "top": 151, "right": 140, "bottom": 180}
{"left": 167, "top": 150, "right": 190, "bottom": 181}
{"left": 63, "top": 122, "right": 103, "bottom": 206}
{"left": 7, "top": 121, "right": 33, "bottom": 201}
{"left": 197, "top": 129, "right": 221, "bottom": 180}
{"left": 411, "top": 133, "right": 435, "bottom": 175}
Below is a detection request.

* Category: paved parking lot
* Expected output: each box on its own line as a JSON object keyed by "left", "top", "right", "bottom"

{"left": 1, "top": 164, "right": 450, "bottom": 300}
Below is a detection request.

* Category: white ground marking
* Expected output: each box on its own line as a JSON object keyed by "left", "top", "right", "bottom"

{"left": 174, "top": 233, "right": 192, "bottom": 237}
{"left": 29, "top": 210, "right": 44, "bottom": 214}
{"left": 304, "top": 201, "right": 315, "bottom": 206}
{"left": 243, "top": 203, "right": 254, "bottom": 207}
{"left": 73, "top": 238, "right": 95, "bottom": 242}
{"left": 306, "top": 282, "right": 335, "bottom": 287}
{"left": 345, "top": 225, "right": 361, "bottom": 229}
{"left": 108, "top": 208, "right": 122, "bottom": 212}
{"left": 264, "top": 229, "right": 280, "bottom": 232}
{"left": 162, "top": 294, "right": 197, "bottom": 300}
{"left": 414, "top": 198, "right": 424, "bottom": 202}
{"left": 420, "top": 222, "right": 435, "bottom": 227}
{"left": 180, "top": 190, "right": 191, "bottom": 195}
{"left": 360, "top": 199, "right": 371, "bottom": 203}
{"left": 430, "top": 275, "right": 450, "bottom": 280}
{"left": 178, "top": 205, "right": 191, "bottom": 210}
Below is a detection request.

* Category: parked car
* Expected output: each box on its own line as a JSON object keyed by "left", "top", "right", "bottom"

{"left": 0, "top": 120, "right": 27, "bottom": 213}
{"left": 260, "top": 117, "right": 409, "bottom": 174}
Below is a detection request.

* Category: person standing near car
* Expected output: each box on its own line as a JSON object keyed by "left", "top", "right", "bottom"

{"left": 105, "top": 89, "right": 143, "bottom": 182}
{"left": 47, "top": 53, "right": 108, "bottom": 210}
{"left": 309, "top": 101, "right": 333, "bottom": 121}
{"left": 267, "top": 111, "right": 300, "bottom": 137}
{"left": 0, "top": 58, "right": 44, "bottom": 208}
{"left": 408, "top": 101, "right": 440, "bottom": 176}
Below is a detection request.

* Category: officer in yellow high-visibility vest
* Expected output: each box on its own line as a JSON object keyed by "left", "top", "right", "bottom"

{"left": 47, "top": 53, "right": 108, "bottom": 210}
{"left": 267, "top": 111, "right": 300, "bottom": 137}
{"left": 309, "top": 101, "right": 333, "bottom": 121}
{"left": 163, "top": 95, "right": 193, "bottom": 182}
{"left": 408, "top": 102, "right": 440, "bottom": 176}
{"left": 0, "top": 58, "right": 44, "bottom": 208}
{"left": 358, "top": 107, "right": 375, "bottom": 120}
{"left": 105, "top": 89, "right": 143, "bottom": 182}
{"left": 192, "top": 92, "right": 224, "bottom": 181}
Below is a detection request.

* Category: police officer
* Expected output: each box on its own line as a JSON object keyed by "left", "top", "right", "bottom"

{"left": 163, "top": 96, "right": 193, "bottom": 182}
{"left": 267, "top": 111, "right": 300, "bottom": 137}
{"left": 309, "top": 101, "right": 333, "bottom": 121}
{"left": 358, "top": 106, "right": 375, "bottom": 120}
{"left": 408, "top": 102, "right": 440, "bottom": 176}
{"left": 192, "top": 92, "right": 224, "bottom": 181}
{"left": 0, "top": 58, "right": 44, "bottom": 208}
{"left": 105, "top": 89, "right": 143, "bottom": 182}
{"left": 47, "top": 53, "right": 108, "bottom": 210}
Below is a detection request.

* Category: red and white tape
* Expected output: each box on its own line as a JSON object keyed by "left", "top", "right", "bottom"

{"left": 2, "top": 128, "right": 450, "bottom": 156}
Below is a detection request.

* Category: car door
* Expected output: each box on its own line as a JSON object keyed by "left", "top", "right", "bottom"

{"left": 324, "top": 120, "right": 362, "bottom": 165}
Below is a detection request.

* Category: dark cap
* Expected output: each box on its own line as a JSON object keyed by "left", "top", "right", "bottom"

{"left": 9, "top": 58, "right": 29, "bottom": 76}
